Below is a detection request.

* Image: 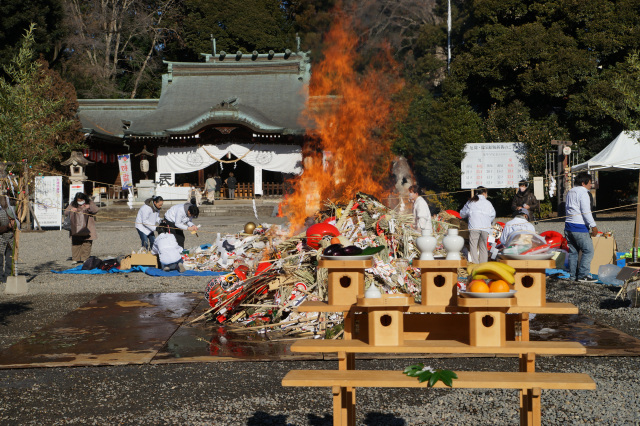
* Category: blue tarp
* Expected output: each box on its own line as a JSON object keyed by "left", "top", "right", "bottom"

{"left": 53, "top": 265, "right": 225, "bottom": 277}
{"left": 143, "top": 267, "right": 225, "bottom": 277}
{"left": 53, "top": 265, "right": 147, "bottom": 275}
{"left": 545, "top": 268, "right": 603, "bottom": 283}
{"left": 545, "top": 268, "right": 571, "bottom": 279}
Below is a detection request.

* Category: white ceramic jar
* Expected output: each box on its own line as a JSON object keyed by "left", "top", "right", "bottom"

{"left": 443, "top": 228, "right": 464, "bottom": 260}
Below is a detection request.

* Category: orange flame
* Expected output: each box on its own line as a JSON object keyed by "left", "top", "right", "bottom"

{"left": 281, "top": 14, "right": 404, "bottom": 229}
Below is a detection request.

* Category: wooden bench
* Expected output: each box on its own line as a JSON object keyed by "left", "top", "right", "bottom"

{"left": 285, "top": 260, "right": 595, "bottom": 426}
{"left": 294, "top": 300, "right": 580, "bottom": 314}
{"left": 282, "top": 370, "right": 596, "bottom": 425}
{"left": 289, "top": 339, "right": 587, "bottom": 355}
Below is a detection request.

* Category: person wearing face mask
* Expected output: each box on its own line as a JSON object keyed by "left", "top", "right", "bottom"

{"left": 135, "top": 196, "right": 164, "bottom": 250}
{"left": 511, "top": 180, "right": 540, "bottom": 219}
{"left": 64, "top": 192, "right": 99, "bottom": 264}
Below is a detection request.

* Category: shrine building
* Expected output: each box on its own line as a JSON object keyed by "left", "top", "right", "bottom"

{"left": 77, "top": 48, "right": 311, "bottom": 199}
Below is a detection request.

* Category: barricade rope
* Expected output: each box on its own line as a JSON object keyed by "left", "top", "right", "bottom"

{"left": 5, "top": 190, "right": 638, "bottom": 237}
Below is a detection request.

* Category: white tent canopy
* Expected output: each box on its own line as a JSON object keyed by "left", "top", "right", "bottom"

{"left": 572, "top": 131, "right": 640, "bottom": 172}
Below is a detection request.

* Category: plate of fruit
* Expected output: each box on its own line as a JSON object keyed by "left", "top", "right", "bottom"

{"left": 321, "top": 243, "right": 385, "bottom": 260}
{"left": 461, "top": 289, "right": 517, "bottom": 298}
{"left": 462, "top": 261, "right": 517, "bottom": 298}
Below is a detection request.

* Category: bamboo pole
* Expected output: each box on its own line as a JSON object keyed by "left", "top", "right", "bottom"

{"left": 633, "top": 171, "right": 640, "bottom": 262}
{"left": 24, "top": 162, "right": 31, "bottom": 231}
{"left": 12, "top": 228, "right": 19, "bottom": 276}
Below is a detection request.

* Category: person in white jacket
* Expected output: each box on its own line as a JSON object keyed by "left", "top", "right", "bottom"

{"left": 500, "top": 208, "right": 536, "bottom": 247}
{"left": 408, "top": 185, "right": 432, "bottom": 234}
{"left": 163, "top": 202, "right": 199, "bottom": 248}
{"left": 151, "top": 221, "right": 186, "bottom": 272}
{"left": 135, "top": 196, "right": 163, "bottom": 250}
{"left": 460, "top": 186, "right": 496, "bottom": 263}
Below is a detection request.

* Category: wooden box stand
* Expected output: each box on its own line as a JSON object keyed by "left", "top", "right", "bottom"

{"left": 414, "top": 259, "right": 467, "bottom": 306}
{"left": 367, "top": 309, "right": 404, "bottom": 346}
{"left": 319, "top": 259, "right": 373, "bottom": 306}
{"left": 500, "top": 259, "right": 555, "bottom": 307}
{"left": 356, "top": 295, "right": 413, "bottom": 346}
{"left": 468, "top": 309, "right": 508, "bottom": 346}
{"left": 459, "top": 296, "right": 514, "bottom": 347}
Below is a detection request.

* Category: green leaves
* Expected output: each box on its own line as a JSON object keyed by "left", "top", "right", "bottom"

{"left": 392, "top": 84, "right": 483, "bottom": 194}
{"left": 0, "top": 24, "right": 80, "bottom": 167}
{"left": 403, "top": 363, "right": 458, "bottom": 388}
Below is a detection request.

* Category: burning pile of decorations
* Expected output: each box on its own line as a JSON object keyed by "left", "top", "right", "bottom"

{"left": 188, "top": 193, "right": 461, "bottom": 337}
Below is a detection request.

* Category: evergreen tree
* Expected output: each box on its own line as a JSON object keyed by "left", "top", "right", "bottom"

{"left": 167, "top": 0, "right": 298, "bottom": 61}
{"left": 394, "top": 82, "right": 483, "bottom": 195}
{"left": 0, "top": 25, "right": 81, "bottom": 168}
{"left": 0, "top": 0, "right": 65, "bottom": 70}
{"left": 447, "top": 0, "right": 640, "bottom": 149}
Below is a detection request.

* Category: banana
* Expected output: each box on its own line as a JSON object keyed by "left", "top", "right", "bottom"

{"left": 470, "top": 262, "right": 515, "bottom": 284}
{"left": 493, "top": 261, "right": 516, "bottom": 275}
{"left": 468, "top": 262, "right": 496, "bottom": 275}
{"left": 469, "top": 261, "right": 516, "bottom": 276}
{"left": 472, "top": 272, "right": 504, "bottom": 281}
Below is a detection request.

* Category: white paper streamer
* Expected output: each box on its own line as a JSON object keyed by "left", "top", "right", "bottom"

{"left": 252, "top": 199, "right": 259, "bottom": 220}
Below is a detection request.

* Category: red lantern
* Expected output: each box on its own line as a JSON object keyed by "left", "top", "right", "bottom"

{"left": 305, "top": 223, "right": 340, "bottom": 249}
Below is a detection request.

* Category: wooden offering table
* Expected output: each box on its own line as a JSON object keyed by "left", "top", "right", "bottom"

{"left": 282, "top": 257, "right": 595, "bottom": 426}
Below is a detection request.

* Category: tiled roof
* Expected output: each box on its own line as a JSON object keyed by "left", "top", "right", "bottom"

{"left": 77, "top": 52, "right": 311, "bottom": 139}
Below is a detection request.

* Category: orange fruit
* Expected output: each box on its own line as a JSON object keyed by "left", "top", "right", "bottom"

{"left": 489, "top": 280, "right": 510, "bottom": 293}
{"left": 330, "top": 237, "right": 341, "bottom": 245}
{"left": 467, "top": 280, "right": 489, "bottom": 293}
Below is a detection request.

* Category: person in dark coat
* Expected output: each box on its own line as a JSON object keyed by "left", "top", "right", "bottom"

{"left": 511, "top": 180, "right": 540, "bottom": 217}
{"left": 225, "top": 172, "right": 237, "bottom": 199}
{"left": 65, "top": 192, "right": 99, "bottom": 264}
{"left": 0, "top": 196, "right": 15, "bottom": 282}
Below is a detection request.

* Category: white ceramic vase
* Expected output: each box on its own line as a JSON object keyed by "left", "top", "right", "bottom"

{"left": 443, "top": 228, "right": 464, "bottom": 260}
{"left": 416, "top": 229, "right": 437, "bottom": 260}
{"left": 364, "top": 283, "right": 382, "bottom": 298}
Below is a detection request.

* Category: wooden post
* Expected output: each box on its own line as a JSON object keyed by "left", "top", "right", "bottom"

{"left": 551, "top": 140, "right": 573, "bottom": 213}
{"left": 28, "top": 202, "right": 41, "bottom": 230}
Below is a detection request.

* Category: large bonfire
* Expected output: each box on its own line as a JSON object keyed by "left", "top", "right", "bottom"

{"left": 280, "top": 14, "right": 404, "bottom": 227}
{"left": 190, "top": 16, "right": 463, "bottom": 337}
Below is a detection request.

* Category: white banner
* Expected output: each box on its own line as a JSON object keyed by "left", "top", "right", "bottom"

{"left": 156, "top": 144, "right": 303, "bottom": 175}
{"left": 461, "top": 143, "right": 529, "bottom": 189}
{"left": 254, "top": 167, "right": 263, "bottom": 195}
{"left": 34, "top": 176, "right": 63, "bottom": 228}
{"left": 118, "top": 154, "right": 134, "bottom": 190}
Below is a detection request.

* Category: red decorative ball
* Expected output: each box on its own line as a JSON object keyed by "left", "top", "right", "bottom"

{"left": 306, "top": 223, "right": 340, "bottom": 249}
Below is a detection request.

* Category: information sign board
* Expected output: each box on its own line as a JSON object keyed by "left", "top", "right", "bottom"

{"left": 33, "top": 176, "right": 63, "bottom": 228}
{"left": 461, "top": 143, "right": 528, "bottom": 189}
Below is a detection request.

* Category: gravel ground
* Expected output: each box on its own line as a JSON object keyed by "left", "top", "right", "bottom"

{"left": 0, "top": 212, "right": 638, "bottom": 425}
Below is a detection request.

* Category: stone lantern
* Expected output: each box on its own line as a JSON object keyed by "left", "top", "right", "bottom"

{"left": 61, "top": 151, "right": 93, "bottom": 185}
